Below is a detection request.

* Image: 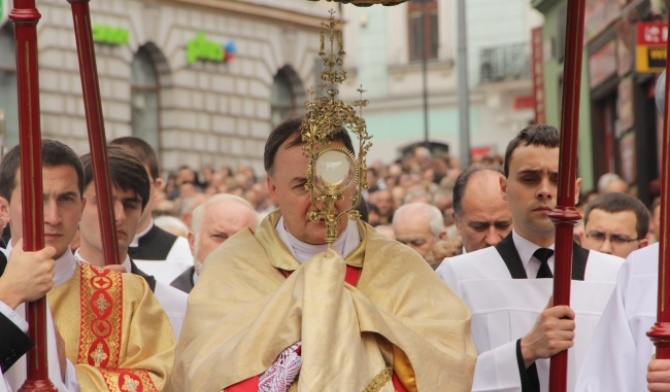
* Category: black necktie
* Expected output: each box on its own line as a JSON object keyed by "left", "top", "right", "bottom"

{"left": 534, "top": 248, "right": 554, "bottom": 279}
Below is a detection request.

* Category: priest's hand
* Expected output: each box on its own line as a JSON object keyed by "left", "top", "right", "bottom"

{"left": 647, "top": 355, "right": 670, "bottom": 392}
{"left": 520, "top": 297, "right": 575, "bottom": 368}
{"left": 0, "top": 239, "right": 57, "bottom": 309}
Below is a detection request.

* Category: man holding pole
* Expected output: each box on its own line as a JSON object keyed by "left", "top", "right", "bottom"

{"left": 437, "top": 124, "right": 623, "bottom": 391}
{"left": 0, "top": 140, "right": 175, "bottom": 391}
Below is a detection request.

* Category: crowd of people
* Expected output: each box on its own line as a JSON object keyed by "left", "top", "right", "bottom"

{"left": 0, "top": 115, "right": 667, "bottom": 391}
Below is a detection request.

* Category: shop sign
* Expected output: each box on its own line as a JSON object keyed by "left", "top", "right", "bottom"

{"left": 92, "top": 25, "right": 129, "bottom": 45}
{"left": 186, "top": 33, "right": 236, "bottom": 65}
{"left": 0, "top": 0, "right": 8, "bottom": 26}
{"left": 471, "top": 146, "right": 494, "bottom": 160}
{"left": 636, "top": 22, "right": 667, "bottom": 73}
{"left": 513, "top": 95, "right": 534, "bottom": 110}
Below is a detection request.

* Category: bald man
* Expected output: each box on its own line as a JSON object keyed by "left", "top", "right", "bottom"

{"left": 452, "top": 166, "right": 513, "bottom": 253}
{"left": 392, "top": 202, "right": 446, "bottom": 269}
{"left": 170, "top": 194, "right": 259, "bottom": 293}
{"left": 597, "top": 172, "right": 629, "bottom": 194}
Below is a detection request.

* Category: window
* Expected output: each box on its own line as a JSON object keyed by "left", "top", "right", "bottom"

{"left": 0, "top": 25, "right": 18, "bottom": 150}
{"left": 270, "top": 68, "right": 298, "bottom": 129}
{"left": 131, "top": 46, "right": 159, "bottom": 151}
{"left": 408, "top": 0, "right": 438, "bottom": 62}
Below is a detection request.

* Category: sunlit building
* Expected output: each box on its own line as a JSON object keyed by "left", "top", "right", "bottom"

{"left": 339, "top": 0, "right": 542, "bottom": 165}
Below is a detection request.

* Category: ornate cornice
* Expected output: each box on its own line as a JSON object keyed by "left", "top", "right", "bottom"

{"left": 164, "top": 0, "right": 329, "bottom": 30}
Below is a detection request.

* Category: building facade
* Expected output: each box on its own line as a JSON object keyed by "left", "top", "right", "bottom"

{"left": 339, "top": 0, "right": 542, "bottom": 165}
{"left": 0, "top": 0, "right": 331, "bottom": 174}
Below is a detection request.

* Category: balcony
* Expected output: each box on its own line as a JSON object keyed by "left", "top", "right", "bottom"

{"left": 480, "top": 43, "right": 530, "bottom": 84}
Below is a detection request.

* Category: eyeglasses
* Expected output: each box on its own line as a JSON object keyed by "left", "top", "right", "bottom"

{"left": 585, "top": 231, "right": 639, "bottom": 246}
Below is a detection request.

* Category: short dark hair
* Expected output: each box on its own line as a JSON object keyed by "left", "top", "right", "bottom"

{"left": 453, "top": 165, "right": 504, "bottom": 217}
{"left": 109, "top": 137, "right": 159, "bottom": 180}
{"left": 264, "top": 114, "right": 355, "bottom": 175}
{"left": 503, "top": 124, "right": 560, "bottom": 177}
{"left": 80, "top": 145, "right": 151, "bottom": 211}
{"left": 584, "top": 192, "right": 650, "bottom": 240}
{"left": 0, "top": 140, "right": 84, "bottom": 202}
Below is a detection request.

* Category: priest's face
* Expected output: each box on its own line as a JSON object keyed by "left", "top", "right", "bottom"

{"left": 5, "top": 165, "right": 84, "bottom": 259}
{"left": 501, "top": 144, "right": 581, "bottom": 247}
{"left": 266, "top": 138, "right": 353, "bottom": 245}
{"left": 79, "top": 183, "right": 143, "bottom": 261}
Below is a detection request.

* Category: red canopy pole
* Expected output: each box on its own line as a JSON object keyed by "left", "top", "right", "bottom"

{"left": 9, "top": 1, "right": 57, "bottom": 390}
{"left": 66, "top": 0, "right": 120, "bottom": 266}
{"left": 547, "top": 0, "right": 586, "bottom": 390}
{"left": 647, "top": 5, "right": 670, "bottom": 360}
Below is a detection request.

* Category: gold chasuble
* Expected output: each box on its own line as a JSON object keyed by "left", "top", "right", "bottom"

{"left": 47, "top": 263, "right": 175, "bottom": 391}
{"left": 172, "top": 210, "right": 476, "bottom": 391}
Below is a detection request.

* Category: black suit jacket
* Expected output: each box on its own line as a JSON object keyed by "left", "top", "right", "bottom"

{"left": 128, "top": 225, "right": 178, "bottom": 261}
{"left": 170, "top": 266, "right": 195, "bottom": 294}
{"left": 0, "top": 251, "right": 34, "bottom": 373}
{"left": 129, "top": 259, "right": 157, "bottom": 292}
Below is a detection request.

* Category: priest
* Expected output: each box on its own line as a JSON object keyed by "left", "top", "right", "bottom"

{"left": 171, "top": 115, "right": 477, "bottom": 391}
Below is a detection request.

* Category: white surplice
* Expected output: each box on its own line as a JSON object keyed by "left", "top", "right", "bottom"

{"left": 575, "top": 243, "right": 659, "bottom": 392}
{"left": 437, "top": 237, "right": 623, "bottom": 392}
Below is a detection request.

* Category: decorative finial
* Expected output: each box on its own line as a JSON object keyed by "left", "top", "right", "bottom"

{"left": 301, "top": 11, "right": 373, "bottom": 246}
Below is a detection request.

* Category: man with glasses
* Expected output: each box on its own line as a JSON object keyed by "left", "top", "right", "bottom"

{"left": 580, "top": 192, "right": 649, "bottom": 258}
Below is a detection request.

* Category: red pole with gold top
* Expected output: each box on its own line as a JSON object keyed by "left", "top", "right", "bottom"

{"left": 547, "top": 0, "right": 586, "bottom": 391}
{"left": 66, "top": 0, "right": 120, "bottom": 266}
{"left": 647, "top": 3, "right": 670, "bottom": 360}
{"left": 9, "top": 1, "right": 57, "bottom": 390}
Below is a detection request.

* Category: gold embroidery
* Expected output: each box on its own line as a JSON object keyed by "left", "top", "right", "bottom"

{"left": 91, "top": 343, "right": 108, "bottom": 367}
{"left": 78, "top": 264, "right": 124, "bottom": 368}
{"left": 92, "top": 275, "right": 113, "bottom": 290}
{"left": 101, "top": 369, "right": 158, "bottom": 392}
{"left": 362, "top": 367, "right": 392, "bottom": 392}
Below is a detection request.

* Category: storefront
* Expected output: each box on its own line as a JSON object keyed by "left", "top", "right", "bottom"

{"left": 585, "top": 0, "right": 661, "bottom": 205}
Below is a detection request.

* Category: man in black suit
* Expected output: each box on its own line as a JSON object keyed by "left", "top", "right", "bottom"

{"left": 171, "top": 194, "right": 258, "bottom": 293}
